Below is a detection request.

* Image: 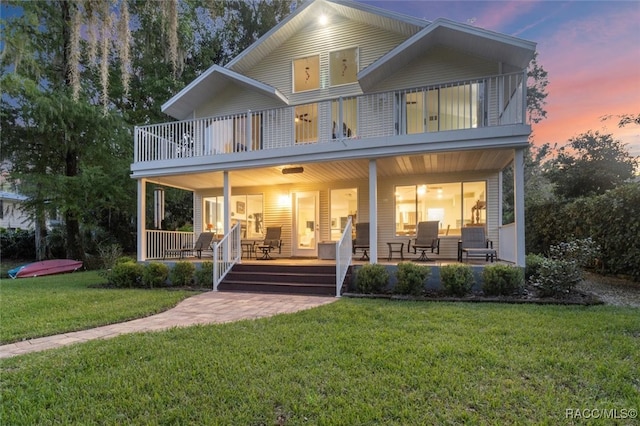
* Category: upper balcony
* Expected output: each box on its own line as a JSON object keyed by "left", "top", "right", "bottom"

{"left": 133, "top": 72, "right": 527, "bottom": 169}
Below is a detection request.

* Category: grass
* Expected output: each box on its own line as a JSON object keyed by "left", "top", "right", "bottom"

{"left": 0, "top": 271, "right": 197, "bottom": 344}
{"left": 1, "top": 299, "right": 638, "bottom": 424}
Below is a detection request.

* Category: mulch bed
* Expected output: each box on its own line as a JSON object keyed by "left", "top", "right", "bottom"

{"left": 343, "top": 284, "right": 604, "bottom": 306}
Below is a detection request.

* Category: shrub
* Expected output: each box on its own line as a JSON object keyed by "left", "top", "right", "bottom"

{"left": 195, "top": 261, "right": 213, "bottom": 288}
{"left": 525, "top": 254, "right": 545, "bottom": 282}
{"left": 97, "top": 243, "right": 123, "bottom": 270}
{"left": 394, "top": 262, "right": 430, "bottom": 296}
{"left": 440, "top": 264, "right": 474, "bottom": 296}
{"left": 143, "top": 262, "right": 170, "bottom": 288}
{"left": 109, "top": 261, "right": 144, "bottom": 288}
{"left": 115, "top": 256, "right": 136, "bottom": 265}
{"left": 0, "top": 228, "right": 35, "bottom": 259}
{"left": 549, "top": 237, "right": 600, "bottom": 268}
{"left": 482, "top": 264, "right": 524, "bottom": 296}
{"left": 533, "top": 258, "right": 583, "bottom": 297}
{"left": 170, "top": 262, "right": 195, "bottom": 287}
{"left": 355, "top": 264, "right": 389, "bottom": 294}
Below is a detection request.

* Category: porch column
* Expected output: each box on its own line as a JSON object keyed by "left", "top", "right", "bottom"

{"left": 223, "top": 171, "right": 231, "bottom": 234}
{"left": 223, "top": 171, "right": 231, "bottom": 262}
{"left": 137, "top": 178, "right": 147, "bottom": 262}
{"left": 369, "top": 159, "right": 378, "bottom": 263}
{"left": 514, "top": 148, "right": 526, "bottom": 266}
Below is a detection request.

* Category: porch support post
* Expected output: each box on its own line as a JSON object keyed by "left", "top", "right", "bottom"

{"left": 223, "top": 171, "right": 231, "bottom": 262}
{"left": 246, "top": 110, "right": 252, "bottom": 151}
{"left": 368, "top": 159, "right": 378, "bottom": 263}
{"left": 137, "top": 178, "right": 147, "bottom": 262}
{"left": 498, "top": 170, "right": 504, "bottom": 227}
{"left": 514, "top": 148, "right": 526, "bottom": 266}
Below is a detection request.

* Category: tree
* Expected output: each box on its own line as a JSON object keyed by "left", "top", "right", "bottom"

{"left": 527, "top": 52, "right": 549, "bottom": 124}
{"left": 501, "top": 53, "right": 550, "bottom": 223}
{"left": 1, "top": 0, "right": 294, "bottom": 259}
{"left": 545, "top": 131, "right": 638, "bottom": 200}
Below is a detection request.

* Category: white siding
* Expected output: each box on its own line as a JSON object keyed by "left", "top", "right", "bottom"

{"left": 368, "top": 45, "right": 499, "bottom": 93}
{"left": 196, "top": 83, "right": 282, "bottom": 118}
{"left": 244, "top": 16, "right": 410, "bottom": 102}
{"left": 193, "top": 169, "right": 501, "bottom": 260}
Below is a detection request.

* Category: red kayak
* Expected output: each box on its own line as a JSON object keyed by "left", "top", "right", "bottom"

{"left": 8, "top": 259, "right": 83, "bottom": 279}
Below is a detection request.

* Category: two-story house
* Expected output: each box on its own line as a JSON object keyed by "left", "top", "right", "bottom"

{"left": 131, "top": 0, "right": 534, "bottom": 290}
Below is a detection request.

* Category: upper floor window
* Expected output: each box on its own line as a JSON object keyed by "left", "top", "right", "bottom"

{"left": 329, "top": 47, "right": 358, "bottom": 86}
{"left": 293, "top": 55, "right": 320, "bottom": 93}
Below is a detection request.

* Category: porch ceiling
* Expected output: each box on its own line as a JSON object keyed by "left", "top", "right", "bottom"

{"left": 148, "top": 149, "right": 515, "bottom": 191}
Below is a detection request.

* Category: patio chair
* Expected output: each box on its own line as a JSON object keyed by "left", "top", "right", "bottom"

{"left": 352, "top": 222, "right": 370, "bottom": 261}
{"left": 164, "top": 232, "right": 215, "bottom": 259}
{"left": 458, "top": 226, "right": 496, "bottom": 262}
{"left": 409, "top": 221, "right": 440, "bottom": 261}
{"left": 257, "top": 226, "right": 283, "bottom": 260}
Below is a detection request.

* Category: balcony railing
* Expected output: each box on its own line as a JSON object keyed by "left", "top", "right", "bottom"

{"left": 134, "top": 72, "right": 526, "bottom": 163}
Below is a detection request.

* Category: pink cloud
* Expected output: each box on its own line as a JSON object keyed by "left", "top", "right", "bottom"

{"left": 531, "top": 7, "right": 640, "bottom": 155}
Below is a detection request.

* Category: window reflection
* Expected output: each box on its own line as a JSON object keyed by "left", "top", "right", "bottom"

{"left": 395, "top": 181, "right": 486, "bottom": 236}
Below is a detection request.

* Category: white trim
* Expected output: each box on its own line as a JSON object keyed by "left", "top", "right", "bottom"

{"left": 514, "top": 148, "right": 525, "bottom": 266}
{"left": 368, "top": 159, "right": 378, "bottom": 263}
{"left": 137, "top": 179, "right": 147, "bottom": 261}
{"left": 162, "top": 65, "right": 288, "bottom": 119}
{"left": 359, "top": 18, "right": 536, "bottom": 91}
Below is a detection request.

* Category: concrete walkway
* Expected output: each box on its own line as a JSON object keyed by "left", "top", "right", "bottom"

{"left": 0, "top": 292, "right": 337, "bottom": 359}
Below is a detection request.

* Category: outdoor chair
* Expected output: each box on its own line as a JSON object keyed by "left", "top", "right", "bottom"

{"left": 257, "top": 226, "right": 283, "bottom": 260}
{"left": 458, "top": 226, "right": 496, "bottom": 262}
{"left": 409, "top": 221, "right": 440, "bottom": 261}
{"left": 164, "top": 232, "right": 215, "bottom": 259}
{"left": 352, "top": 222, "right": 370, "bottom": 261}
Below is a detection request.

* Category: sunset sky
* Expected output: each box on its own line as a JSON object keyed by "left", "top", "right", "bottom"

{"left": 361, "top": 0, "right": 640, "bottom": 157}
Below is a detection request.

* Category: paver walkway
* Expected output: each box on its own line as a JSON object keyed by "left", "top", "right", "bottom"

{"left": 0, "top": 292, "right": 336, "bottom": 359}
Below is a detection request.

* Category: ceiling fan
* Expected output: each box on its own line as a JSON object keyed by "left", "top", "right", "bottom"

{"left": 295, "top": 113, "right": 312, "bottom": 123}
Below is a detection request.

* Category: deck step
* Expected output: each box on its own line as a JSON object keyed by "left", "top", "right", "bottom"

{"left": 218, "top": 264, "right": 351, "bottom": 296}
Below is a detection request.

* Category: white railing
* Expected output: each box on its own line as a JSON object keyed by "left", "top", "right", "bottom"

{"left": 134, "top": 72, "right": 527, "bottom": 163}
{"left": 146, "top": 230, "right": 194, "bottom": 260}
{"left": 212, "top": 223, "right": 241, "bottom": 291}
{"left": 498, "top": 222, "right": 516, "bottom": 263}
{"left": 335, "top": 217, "right": 353, "bottom": 297}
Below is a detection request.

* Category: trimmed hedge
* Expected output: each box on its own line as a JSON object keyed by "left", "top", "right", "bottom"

{"left": 440, "top": 264, "right": 474, "bottom": 296}
{"left": 355, "top": 264, "right": 389, "bottom": 294}
{"left": 482, "top": 264, "right": 524, "bottom": 296}
{"left": 169, "top": 261, "right": 195, "bottom": 287}
{"left": 394, "top": 262, "right": 430, "bottom": 296}
{"left": 526, "top": 183, "right": 640, "bottom": 280}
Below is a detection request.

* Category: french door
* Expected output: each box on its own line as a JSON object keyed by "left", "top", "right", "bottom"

{"left": 292, "top": 191, "right": 319, "bottom": 257}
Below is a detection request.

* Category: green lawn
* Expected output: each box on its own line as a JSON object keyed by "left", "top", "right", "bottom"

{"left": 0, "top": 271, "right": 197, "bottom": 343}
{"left": 1, "top": 299, "right": 638, "bottom": 424}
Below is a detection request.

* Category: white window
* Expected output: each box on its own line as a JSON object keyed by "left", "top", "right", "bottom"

{"left": 329, "top": 47, "right": 358, "bottom": 86}
{"left": 293, "top": 55, "right": 320, "bottom": 93}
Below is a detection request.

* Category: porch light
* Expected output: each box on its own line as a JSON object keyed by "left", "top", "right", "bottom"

{"left": 282, "top": 166, "right": 304, "bottom": 174}
{"left": 278, "top": 194, "right": 291, "bottom": 208}
{"left": 319, "top": 14, "right": 328, "bottom": 25}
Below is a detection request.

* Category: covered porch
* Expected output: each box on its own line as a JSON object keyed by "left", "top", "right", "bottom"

{"left": 136, "top": 145, "right": 526, "bottom": 294}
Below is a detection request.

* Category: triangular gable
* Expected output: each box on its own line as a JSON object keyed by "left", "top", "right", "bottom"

{"left": 226, "top": 0, "right": 426, "bottom": 75}
{"left": 161, "top": 65, "right": 288, "bottom": 120}
{"left": 163, "top": 0, "right": 427, "bottom": 119}
{"left": 359, "top": 18, "right": 536, "bottom": 92}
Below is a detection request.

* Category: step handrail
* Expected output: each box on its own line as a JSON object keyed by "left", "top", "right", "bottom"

{"left": 335, "top": 217, "right": 353, "bottom": 297}
{"left": 212, "top": 222, "right": 241, "bottom": 291}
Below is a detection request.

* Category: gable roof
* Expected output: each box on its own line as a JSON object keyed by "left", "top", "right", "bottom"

{"left": 226, "top": 0, "right": 427, "bottom": 75}
{"left": 162, "top": 0, "right": 426, "bottom": 119}
{"left": 162, "top": 0, "right": 536, "bottom": 119}
{"left": 161, "top": 65, "right": 288, "bottom": 120}
{"left": 358, "top": 18, "right": 536, "bottom": 91}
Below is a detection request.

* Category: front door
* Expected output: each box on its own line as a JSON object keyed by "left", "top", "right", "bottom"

{"left": 293, "top": 191, "right": 319, "bottom": 257}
